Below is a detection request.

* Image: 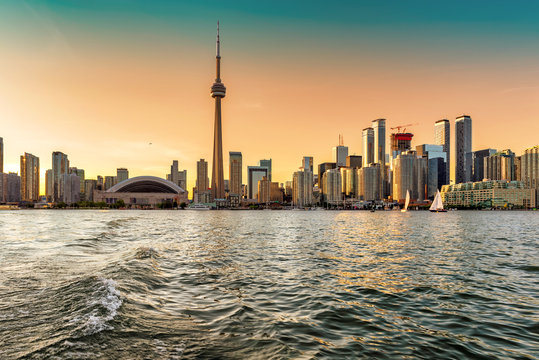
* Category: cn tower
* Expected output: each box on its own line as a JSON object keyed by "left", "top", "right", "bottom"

{"left": 211, "top": 22, "right": 226, "bottom": 199}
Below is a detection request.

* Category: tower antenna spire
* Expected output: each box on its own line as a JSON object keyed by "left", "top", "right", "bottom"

{"left": 216, "top": 21, "right": 220, "bottom": 58}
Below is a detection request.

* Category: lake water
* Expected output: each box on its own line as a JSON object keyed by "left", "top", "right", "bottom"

{"left": 0, "top": 210, "right": 538, "bottom": 359}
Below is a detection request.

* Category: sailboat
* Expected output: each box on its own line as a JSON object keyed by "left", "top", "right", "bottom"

{"left": 429, "top": 190, "right": 447, "bottom": 212}
{"left": 401, "top": 190, "right": 410, "bottom": 212}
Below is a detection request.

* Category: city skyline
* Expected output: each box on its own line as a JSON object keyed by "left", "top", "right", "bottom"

{"left": 1, "top": 1, "right": 539, "bottom": 194}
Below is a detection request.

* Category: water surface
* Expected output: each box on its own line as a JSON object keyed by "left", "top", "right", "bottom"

{"left": 0, "top": 210, "right": 538, "bottom": 359}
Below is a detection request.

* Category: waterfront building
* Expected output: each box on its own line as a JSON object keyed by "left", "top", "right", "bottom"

{"left": 59, "top": 173, "right": 81, "bottom": 204}
{"left": 358, "top": 164, "right": 380, "bottom": 201}
{"left": 229, "top": 152, "right": 242, "bottom": 196}
{"left": 472, "top": 149, "right": 497, "bottom": 181}
{"left": 346, "top": 155, "right": 362, "bottom": 169}
{"left": 94, "top": 176, "right": 188, "bottom": 208}
{"left": 318, "top": 162, "right": 336, "bottom": 196}
{"left": 514, "top": 156, "right": 522, "bottom": 182}
{"left": 484, "top": 150, "right": 515, "bottom": 181}
{"left": 210, "top": 23, "right": 226, "bottom": 200}
{"left": 258, "top": 159, "right": 272, "bottom": 181}
{"left": 104, "top": 176, "right": 117, "bottom": 191}
{"left": 0, "top": 137, "right": 3, "bottom": 173}
{"left": 196, "top": 159, "right": 209, "bottom": 201}
{"left": 285, "top": 181, "right": 293, "bottom": 197}
{"left": 416, "top": 144, "right": 447, "bottom": 199}
{"left": 301, "top": 156, "right": 314, "bottom": 173}
{"left": 0, "top": 172, "right": 21, "bottom": 203}
{"left": 20, "top": 152, "right": 39, "bottom": 202}
{"left": 455, "top": 115, "right": 472, "bottom": 183}
{"left": 257, "top": 176, "right": 271, "bottom": 203}
{"left": 341, "top": 167, "right": 358, "bottom": 197}
{"left": 167, "top": 160, "right": 187, "bottom": 190}
{"left": 322, "top": 168, "right": 342, "bottom": 204}
{"left": 52, "top": 151, "right": 69, "bottom": 202}
{"left": 292, "top": 170, "right": 313, "bottom": 207}
{"left": 45, "top": 169, "right": 53, "bottom": 202}
{"left": 270, "top": 182, "right": 283, "bottom": 202}
{"left": 392, "top": 151, "right": 427, "bottom": 202}
{"left": 434, "top": 119, "right": 450, "bottom": 184}
{"left": 247, "top": 166, "right": 268, "bottom": 200}
{"left": 372, "top": 119, "right": 386, "bottom": 165}
{"left": 84, "top": 179, "right": 97, "bottom": 202}
{"left": 521, "top": 145, "right": 539, "bottom": 204}
{"left": 117, "top": 168, "right": 129, "bottom": 183}
{"left": 390, "top": 132, "right": 413, "bottom": 161}
{"left": 441, "top": 180, "right": 536, "bottom": 209}
{"left": 332, "top": 143, "right": 348, "bottom": 168}
{"left": 362, "top": 127, "right": 374, "bottom": 167}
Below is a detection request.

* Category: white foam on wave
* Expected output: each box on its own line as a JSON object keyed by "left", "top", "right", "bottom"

{"left": 81, "top": 278, "right": 122, "bottom": 336}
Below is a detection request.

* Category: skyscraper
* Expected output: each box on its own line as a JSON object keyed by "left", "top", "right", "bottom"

{"left": 392, "top": 151, "right": 427, "bottom": 202}
{"left": 211, "top": 22, "right": 226, "bottom": 200}
{"left": 434, "top": 119, "right": 450, "bottom": 184}
{"left": 322, "top": 168, "right": 342, "bottom": 204}
{"left": 318, "top": 162, "right": 336, "bottom": 196}
{"left": 372, "top": 119, "right": 386, "bottom": 165}
{"left": 258, "top": 159, "right": 272, "bottom": 181}
{"left": 52, "top": 151, "right": 69, "bottom": 202}
{"left": 472, "top": 149, "right": 497, "bottom": 181}
{"left": 301, "top": 156, "right": 314, "bottom": 173}
{"left": 0, "top": 137, "right": 3, "bottom": 173}
{"left": 362, "top": 127, "right": 374, "bottom": 167}
{"left": 346, "top": 155, "right": 362, "bottom": 169}
{"left": 45, "top": 169, "right": 53, "bottom": 202}
{"left": 455, "top": 115, "right": 472, "bottom": 183}
{"left": 247, "top": 166, "right": 268, "bottom": 200}
{"left": 521, "top": 145, "right": 539, "bottom": 205}
{"left": 484, "top": 150, "right": 515, "bottom": 181}
{"left": 117, "top": 168, "right": 129, "bottom": 183}
{"left": 167, "top": 160, "right": 187, "bottom": 190}
{"left": 20, "top": 152, "right": 39, "bottom": 202}
{"left": 332, "top": 137, "right": 348, "bottom": 168}
{"left": 416, "top": 144, "right": 447, "bottom": 198}
{"left": 229, "top": 152, "right": 242, "bottom": 196}
{"left": 292, "top": 169, "right": 313, "bottom": 207}
{"left": 257, "top": 176, "right": 271, "bottom": 204}
{"left": 196, "top": 159, "right": 209, "bottom": 196}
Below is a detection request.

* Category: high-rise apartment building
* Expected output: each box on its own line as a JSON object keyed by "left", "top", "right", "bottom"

{"left": 362, "top": 127, "right": 374, "bottom": 167}
{"left": 346, "top": 155, "right": 362, "bottom": 169}
{"left": 434, "top": 119, "right": 450, "bottom": 184}
{"left": 229, "top": 152, "right": 242, "bottom": 196}
{"left": 167, "top": 160, "right": 187, "bottom": 190}
{"left": 416, "top": 144, "right": 447, "bottom": 199}
{"left": 318, "top": 162, "right": 336, "bottom": 196}
{"left": 521, "top": 145, "right": 539, "bottom": 204}
{"left": 20, "top": 152, "right": 40, "bottom": 202}
{"left": 292, "top": 170, "right": 313, "bottom": 207}
{"left": 196, "top": 159, "right": 209, "bottom": 196}
{"left": 301, "top": 156, "right": 314, "bottom": 173}
{"left": 484, "top": 150, "right": 515, "bottom": 181}
{"left": 392, "top": 151, "right": 427, "bottom": 202}
{"left": 455, "top": 115, "right": 472, "bottom": 183}
{"left": 116, "top": 168, "right": 129, "bottom": 183}
{"left": 84, "top": 179, "right": 97, "bottom": 202}
{"left": 358, "top": 164, "right": 381, "bottom": 201}
{"left": 0, "top": 172, "right": 21, "bottom": 203}
{"left": 270, "top": 182, "right": 283, "bottom": 202}
{"left": 60, "top": 173, "right": 81, "bottom": 204}
{"left": 372, "top": 119, "right": 386, "bottom": 165}
{"left": 247, "top": 166, "right": 268, "bottom": 200}
{"left": 0, "top": 137, "right": 3, "bottom": 173}
{"left": 257, "top": 176, "right": 271, "bottom": 203}
{"left": 322, "top": 168, "right": 342, "bottom": 204}
{"left": 52, "top": 151, "right": 69, "bottom": 202}
{"left": 258, "top": 159, "right": 272, "bottom": 181}
{"left": 390, "top": 133, "right": 413, "bottom": 160}
{"left": 104, "top": 176, "right": 117, "bottom": 190}
{"left": 472, "top": 149, "right": 497, "bottom": 181}
{"left": 45, "top": 169, "right": 53, "bottom": 202}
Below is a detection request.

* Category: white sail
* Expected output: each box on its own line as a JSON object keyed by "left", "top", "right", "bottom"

{"left": 430, "top": 190, "right": 444, "bottom": 211}
{"left": 402, "top": 190, "right": 410, "bottom": 212}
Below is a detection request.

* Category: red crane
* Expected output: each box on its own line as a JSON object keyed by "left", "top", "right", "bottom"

{"left": 390, "top": 123, "right": 415, "bottom": 133}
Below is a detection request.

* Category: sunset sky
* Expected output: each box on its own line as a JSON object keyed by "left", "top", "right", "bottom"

{"left": 1, "top": 1, "right": 538, "bottom": 196}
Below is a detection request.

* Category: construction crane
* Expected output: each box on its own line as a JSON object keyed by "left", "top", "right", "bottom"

{"left": 390, "top": 123, "right": 415, "bottom": 133}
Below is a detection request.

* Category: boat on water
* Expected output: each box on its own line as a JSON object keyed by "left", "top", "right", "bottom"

{"left": 187, "top": 204, "right": 211, "bottom": 210}
{"left": 429, "top": 190, "right": 447, "bottom": 212}
{"left": 401, "top": 190, "right": 410, "bottom": 212}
